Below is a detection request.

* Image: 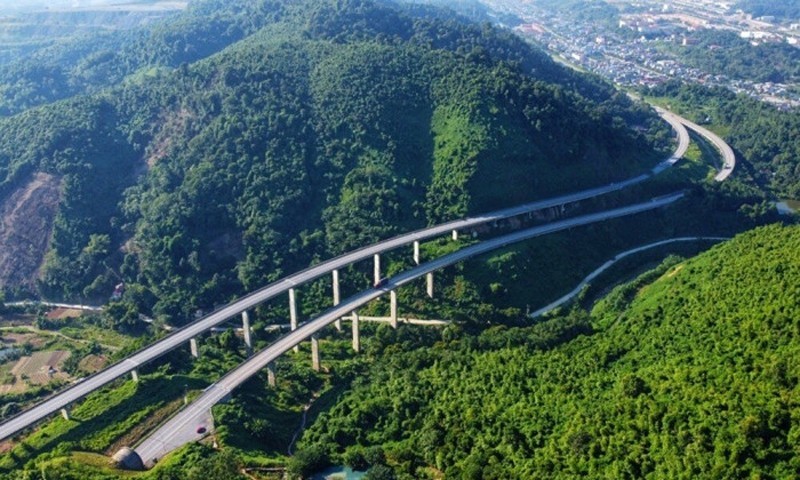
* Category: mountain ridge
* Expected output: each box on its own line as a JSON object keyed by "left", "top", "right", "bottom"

{"left": 0, "top": 0, "right": 670, "bottom": 323}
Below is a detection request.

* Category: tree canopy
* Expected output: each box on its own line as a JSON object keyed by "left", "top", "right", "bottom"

{"left": 298, "top": 224, "right": 800, "bottom": 479}
{"left": 0, "top": 0, "right": 669, "bottom": 323}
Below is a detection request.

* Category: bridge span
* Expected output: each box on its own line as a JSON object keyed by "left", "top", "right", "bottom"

{"left": 0, "top": 107, "right": 716, "bottom": 445}
{"left": 134, "top": 192, "right": 685, "bottom": 465}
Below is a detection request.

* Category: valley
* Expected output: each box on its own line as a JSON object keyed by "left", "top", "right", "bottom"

{"left": 0, "top": 0, "right": 795, "bottom": 479}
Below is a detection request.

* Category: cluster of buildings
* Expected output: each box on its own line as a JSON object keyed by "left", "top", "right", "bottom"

{"left": 485, "top": 0, "right": 800, "bottom": 109}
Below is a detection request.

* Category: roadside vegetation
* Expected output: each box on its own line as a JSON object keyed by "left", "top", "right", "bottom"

{"left": 293, "top": 224, "right": 800, "bottom": 479}
{"left": 645, "top": 80, "right": 800, "bottom": 199}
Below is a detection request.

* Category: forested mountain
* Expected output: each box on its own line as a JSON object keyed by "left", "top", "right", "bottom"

{"left": 298, "top": 224, "right": 800, "bottom": 479}
{"left": 0, "top": 6, "right": 184, "bottom": 66}
{"left": 0, "top": 0, "right": 671, "bottom": 323}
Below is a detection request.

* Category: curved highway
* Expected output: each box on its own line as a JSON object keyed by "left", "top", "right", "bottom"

{"left": 0, "top": 109, "right": 692, "bottom": 443}
{"left": 529, "top": 236, "right": 730, "bottom": 318}
{"left": 652, "top": 107, "right": 690, "bottom": 174}
{"left": 135, "top": 192, "right": 684, "bottom": 464}
{"left": 657, "top": 108, "right": 735, "bottom": 181}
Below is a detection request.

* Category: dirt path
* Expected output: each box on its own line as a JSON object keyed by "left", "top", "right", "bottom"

{"left": 0, "top": 325, "right": 121, "bottom": 352}
{"left": 287, "top": 392, "right": 321, "bottom": 456}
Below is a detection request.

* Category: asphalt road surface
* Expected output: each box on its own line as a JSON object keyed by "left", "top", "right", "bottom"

{"left": 529, "top": 236, "right": 730, "bottom": 318}
{"left": 657, "top": 108, "right": 735, "bottom": 181}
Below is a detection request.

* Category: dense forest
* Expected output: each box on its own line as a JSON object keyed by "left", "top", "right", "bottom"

{"left": 0, "top": 0, "right": 672, "bottom": 324}
{"left": 0, "top": 8, "right": 182, "bottom": 65}
{"left": 293, "top": 224, "right": 800, "bottom": 479}
{"left": 0, "top": 1, "right": 796, "bottom": 479}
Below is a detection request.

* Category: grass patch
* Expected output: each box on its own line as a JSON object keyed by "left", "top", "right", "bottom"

{"left": 108, "top": 395, "right": 189, "bottom": 454}
{"left": 782, "top": 199, "right": 800, "bottom": 210}
{"left": 0, "top": 373, "right": 205, "bottom": 472}
{"left": 68, "top": 451, "right": 141, "bottom": 477}
{"left": 57, "top": 325, "right": 133, "bottom": 350}
{"left": 30, "top": 452, "right": 141, "bottom": 479}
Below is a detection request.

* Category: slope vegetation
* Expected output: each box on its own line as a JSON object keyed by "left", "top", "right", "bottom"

{"left": 299, "top": 224, "right": 800, "bottom": 479}
{"left": 0, "top": 0, "right": 670, "bottom": 321}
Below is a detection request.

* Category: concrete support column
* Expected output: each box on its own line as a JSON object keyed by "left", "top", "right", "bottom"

{"left": 390, "top": 290, "right": 398, "bottom": 329}
{"left": 332, "top": 269, "right": 341, "bottom": 305}
{"left": 131, "top": 369, "right": 139, "bottom": 383}
{"left": 332, "top": 270, "right": 342, "bottom": 332}
{"left": 311, "top": 335, "right": 320, "bottom": 372}
{"left": 352, "top": 311, "right": 360, "bottom": 353}
{"left": 413, "top": 240, "right": 420, "bottom": 265}
{"left": 452, "top": 229, "right": 458, "bottom": 241}
{"left": 242, "top": 311, "right": 252, "bottom": 350}
{"left": 373, "top": 254, "right": 381, "bottom": 285}
{"left": 426, "top": 272, "right": 434, "bottom": 298}
{"left": 267, "top": 362, "right": 276, "bottom": 387}
{"left": 289, "top": 288, "right": 298, "bottom": 331}
{"left": 289, "top": 288, "right": 299, "bottom": 353}
{"left": 190, "top": 338, "right": 199, "bottom": 358}
{"left": 61, "top": 408, "right": 70, "bottom": 421}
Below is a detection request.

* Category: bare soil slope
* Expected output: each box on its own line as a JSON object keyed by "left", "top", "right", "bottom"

{"left": 0, "top": 173, "right": 60, "bottom": 290}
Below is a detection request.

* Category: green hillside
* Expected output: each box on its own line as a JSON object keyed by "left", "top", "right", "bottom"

{"left": 0, "top": 0, "right": 671, "bottom": 322}
{"left": 297, "top": 224, "right": 800, "bottom": 479}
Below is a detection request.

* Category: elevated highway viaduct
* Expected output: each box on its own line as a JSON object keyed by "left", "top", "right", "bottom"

{"left": 0, "top": 107, "right": 731, "bottom": 446}
{"left": 134, "top": 192, "right": 685, "bottom": 465}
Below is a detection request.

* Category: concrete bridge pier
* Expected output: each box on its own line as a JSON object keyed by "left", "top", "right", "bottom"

{"left": 60, "top": 408, "right": 71, "bottom": 421}
{"left": 332, "top": 270, "right": 342, "bottom": 332}
{"left": 131, "top": 369, "right": 139, "bottom": 383}
{"left": 426, "top": 272, "right": 434, "bottom": 298}
{"left": 242, "top": 311, "right": 252, "bottom": 351}
{"left": 373, "top": 254, "right": 381, "bottom": 285}
{"left": 289, "top": 288, "right": 299, "bottom": 353}
{"left": 452, "top": 229, "right": 458, "bottom": 241}
{"left": 352, "top": 311, "right": 360, "bottom": 353}
{"left": 413, "top": 240, "right": 420, "bottom": 265}
{"left": 311, "top": 335, "right": 321, "bottom": 372}
{"left": 390, "top": 290, "right": 398, "bottom": 329}
{"left": 190, "top": 338, "right": 199, "bottom": 358}
{"left": 267, "top": 362, "right": 276, "bottom": 387}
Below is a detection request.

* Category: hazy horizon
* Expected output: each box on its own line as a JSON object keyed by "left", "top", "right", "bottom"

{"left": 0, "top": 0, "right": 187, "bottom": 14}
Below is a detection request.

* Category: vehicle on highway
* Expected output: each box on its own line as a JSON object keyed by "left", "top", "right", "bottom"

{"left": 373, "top": 278, "right": 387, "bottom": 288}
{"left": 196, "top": 426, "right": 206, "bottom": 434}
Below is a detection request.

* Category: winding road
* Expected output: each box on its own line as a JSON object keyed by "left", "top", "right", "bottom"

{"left": 529, "top": 236, "right": 730, "bottom": 318}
